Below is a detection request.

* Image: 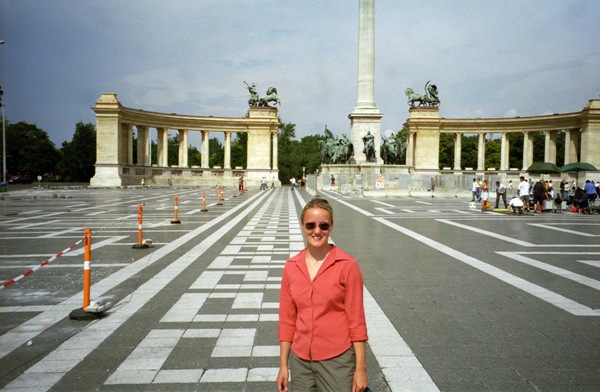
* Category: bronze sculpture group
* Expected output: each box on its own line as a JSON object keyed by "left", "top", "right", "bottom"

{"left": 245, "top": 82, "right": 281, "bottom": 107}
{"left": 318, "top": 128, "right": 354, "bottom": 164}
{"left": 243, "top": 80, "right": 434, "bottom": 166}
{"left": 405, "top": 80, "right": 440, "bottom": 107}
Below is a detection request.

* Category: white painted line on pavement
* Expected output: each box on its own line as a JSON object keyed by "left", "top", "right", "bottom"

{"left": 528, "top": 223, "right": 599, "bottom": 237}
{"left": 376, "top": 217, "right": 600, "bottom": 317}
{"left": 498, "top": 252, "right": 600, "bottom": 291}
{"left": 437, "top": 219, "right": 535, "bottom": 247}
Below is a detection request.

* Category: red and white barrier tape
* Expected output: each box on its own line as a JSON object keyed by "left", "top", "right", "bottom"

{"left": 0, "top": 234, "right": 89, "bottom": 290}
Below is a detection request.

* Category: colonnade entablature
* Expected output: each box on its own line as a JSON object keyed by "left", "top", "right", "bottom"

{"left": 90, "top": 93, "right": 280, "bottom": 188}
{"left": 404, "top": 99, "right": 600, "bottom": 172}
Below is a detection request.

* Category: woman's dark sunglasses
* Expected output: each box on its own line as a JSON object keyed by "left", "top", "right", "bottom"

{"left": 304, "top": 222, "right": 331, "bottom": 231}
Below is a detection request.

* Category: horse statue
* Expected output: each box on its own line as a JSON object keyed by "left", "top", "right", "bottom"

{"left": 405, "top": 81, "right": 440, "bottom": 107}
{"left": 259, "top": 87, "right": 281, "bottom": 106}
{"left": 332, "top": 134, "right": 353, "bottom": 164}
{"left": 245, "top": 83, "right": 281, "bottom": 107}
{"left": 381, "top": 136, "right": 398, "bottom": 165}
{"left": 318, "top": 139, "right": 333, "bottom": 164}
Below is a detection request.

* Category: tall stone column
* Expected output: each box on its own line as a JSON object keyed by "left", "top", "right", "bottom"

{"left": 522, "top": 131, "right": 534, "bottom": 170}
{"left": 477, "top": 132, "right": 486, "bottom": 171}
{"left": 178, "top": 129, "right": 188, "bottom": 168}
{"left": 453, "top": 133, "right": 462, "bottom": 170}
{"left": 564, "top": 128, "right": 579, "bottom": 165}
{"left": 122, "top": 123, "right": 133, "bottom": 165}
{"left": 349, "top": 0, "right": 382, "bottom": 164}
{"left": 201, "top": 130, "right": 210, "bottom": 169}
{"left": 580, "top": 99, "right": 600, "bottom": 167}
{"left": 224, "top": 131, "right": 231, "bottom": 169}
{"left": 500, "top": 133, "right": 510, "bottom": 171}
{"left": 136, "top": 126, "right": 149, "bottom": 166}
{"left": 544, "top": 130, "right": 557, "bottom": 164}
{"left": 157, "top": 128, "right": 168, "bottom": 167}
{"left": 272, "top": 131, "right": 279, "bottom": 170}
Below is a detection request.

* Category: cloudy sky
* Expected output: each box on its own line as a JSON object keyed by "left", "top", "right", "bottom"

{"left": 1, "top": 0, "right": 599, "bottom": 147}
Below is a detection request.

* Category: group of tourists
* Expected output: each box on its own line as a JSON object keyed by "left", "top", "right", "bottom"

{"left": 472, "top": 176, "right": 600, "bottom": 215}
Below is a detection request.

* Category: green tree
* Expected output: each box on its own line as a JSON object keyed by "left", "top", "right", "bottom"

{"left": 460, "top": 135, "right": 478, "bottom": 169}
{"left": 208, "top": 138, "right": 224, "bottom": 168}
{"left": 485, "top": 138, "right": 501, "bottom": 169}
{"left": 278, "top": 122, "right": 300, "bottom": 183}
{"left": 231, "top": 132, "right": 247, "bottom": 168}
{"left": 58, "top": 122, "right": 96, "bottom": 182}
{"left": 6, "top": 121, "right": 59, "bottom": 178}
{"left": 438, "top": 133, "right": 454, "bottom": 168}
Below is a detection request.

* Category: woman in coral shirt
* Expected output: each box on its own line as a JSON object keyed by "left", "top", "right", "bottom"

{"left": 277, "top": 197, "right": 369, "bottom": 392}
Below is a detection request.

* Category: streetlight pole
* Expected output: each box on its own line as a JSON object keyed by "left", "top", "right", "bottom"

{"left": 0, "top": 40, "right": 5, "bottom": 183}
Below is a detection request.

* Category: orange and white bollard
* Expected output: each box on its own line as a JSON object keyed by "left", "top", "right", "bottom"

{"left": 201, "top": 191, "right": 208, "bottom": 212}
{"left": 132, "top": 204, "right": 149, "bottom": 249}
{"left": 82, "top": 228, "right": 92, "bottom": 310}
{"left": 69, "top": 229, "right": 113, "bottom": 320}
{"left": 171, "top": 195, "right": 181, "bottom": 224}
{"left": 217, "top": 187, "right": 223, "bottom": 205}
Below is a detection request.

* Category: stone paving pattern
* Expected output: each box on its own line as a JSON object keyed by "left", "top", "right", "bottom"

{"left": 0, "top": 186, "right": 599, "bottom": 391}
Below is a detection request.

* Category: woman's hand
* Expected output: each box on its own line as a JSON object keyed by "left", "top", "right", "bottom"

{"left": 276, "top": 367, "right": 289, "bottom": 392}
{"left": 352, "top": 367, "right": 368, "bottom": 392}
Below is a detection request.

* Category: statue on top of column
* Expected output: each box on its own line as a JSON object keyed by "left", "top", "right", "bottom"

{"left": 245, "top": 82, "right": 281, "bottom": 107}
{"left": 405, "top": 80, "right": 440, "bottom": 107}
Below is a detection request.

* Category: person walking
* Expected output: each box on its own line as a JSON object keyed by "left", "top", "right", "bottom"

{"left": 481, "top": 179, "right": 490, "bottom": 211}
{"left": 508, "top": 180, "right": 513, "bottom": 196}
{"left": 495, "top": 181, "right": 507, "bottom": 209}
{"left": 277, "top": 198, "right": 369, "bottom": 392}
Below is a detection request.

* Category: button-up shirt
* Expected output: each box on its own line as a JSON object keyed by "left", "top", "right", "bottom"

{"left": 278, "top": 246, "right": 368, "bottom": 361}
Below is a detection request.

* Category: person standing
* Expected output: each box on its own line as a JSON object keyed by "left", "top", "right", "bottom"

{"left": 481, "top": 179, "right": 490, "bottom": 211}
{"left": 532, "top": 179, "right": 546, "bottom": 213}
{"left": 277, "top": 198, "right": 369, "bottom": 392}
{"left": 517, "top": 176, "right": 530, "bottom": 211}
{"left": 495, "top": 181, "right": 507, "bottom": 208}
{"left": 508, "top": 180, "right": 513, "bottom": 197}
{"left": 471, "top": 178, "right": 477, "bottom": 201}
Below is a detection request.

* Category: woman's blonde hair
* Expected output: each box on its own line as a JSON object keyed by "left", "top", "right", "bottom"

{"left": 300, "top": 197, "right": 334, "bottom": 225}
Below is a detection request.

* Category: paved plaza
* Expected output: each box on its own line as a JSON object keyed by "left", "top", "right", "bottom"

{"left": 0, "top": 186, "right": 599, "bottom": 391}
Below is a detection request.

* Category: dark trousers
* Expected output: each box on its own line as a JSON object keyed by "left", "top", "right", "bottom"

{"left": 495, "top": 192, "right": 507, "bottom": 208}
{"left": 290, "top": 348, "right": 355, "bottom": 392}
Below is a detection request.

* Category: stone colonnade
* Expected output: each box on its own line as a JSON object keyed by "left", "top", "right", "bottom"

{"left": 90, "top": 93, "right": 280, "bottom": 187}
{"left": 404, "top": 99, "right": 600, "bottom": 172}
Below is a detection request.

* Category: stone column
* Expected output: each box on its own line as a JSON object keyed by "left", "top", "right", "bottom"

{"left": 544, "top": 130, "right": 557, "bottom": 164}
{"left": 522, "top": 131, "right": 534, "bottom": 170}
{"left": 136, "top": 126, "right": 149, "bottom": 166}
{"left": 349, "top": 0, "right": 382, "bottom": 164}
{"left": 272, "top": 131, "right": 279, "bottom": 170}
{"left": 453, "top": 133, "right": 462, "bottom": 170}
{"left": 201, "top": 130, "right": 210, "bottom": 169}
{"left": 157, "top": 128, "right": 168, "bottom": 167}
{"left": 177, "top": 129, "right": 188, "bottom": 168}
{"left": 477, "top": 132, "right": 486, "bottom": 171}
{"left": 580, "top": 99, "right": 600, "bottom": 167}
{"left": 500, "top": 132, "right": 510, "bottom": 171}
{"left": 564, "top": 128, "right": 579, "bottom": 165}
{"left": 406, "top": 131, "right": 414, "bottom": 167}
{"left": 122, "top": 123, "right": 133, "bottom": 165}
{"left": 224, "top": 131, "right": 232, "bottom": 169}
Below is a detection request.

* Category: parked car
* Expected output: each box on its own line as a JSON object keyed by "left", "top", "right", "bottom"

{"left": 8, "top": 175, "right": 34, "bottom": 184}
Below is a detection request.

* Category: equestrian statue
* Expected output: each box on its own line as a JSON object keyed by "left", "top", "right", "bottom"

{"left": 405, "top": 80, "right": 440, "bottom": 107}
{"left": 245, "top": 82, "right": 281, "bottom": 107}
